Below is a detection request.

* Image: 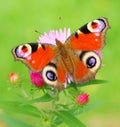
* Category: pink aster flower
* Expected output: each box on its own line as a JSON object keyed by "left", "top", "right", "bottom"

{"left": 30, "top": 71, "right": 45, "bottom": 87}
{"left": 76, "top": 93, "right": 89, "bottom": 105}
{"left": 95, "top": 51, "right": 102, "bottom": 57}
{"left": 38, "top": 28, "right": 71, "bottom": 45}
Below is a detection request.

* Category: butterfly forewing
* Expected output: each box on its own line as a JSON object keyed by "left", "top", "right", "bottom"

{"left": 12, "top": 43, "right": 55, "bottom": 71}
{"left": 66, "top": 18, "right": 110, "bottom": 50}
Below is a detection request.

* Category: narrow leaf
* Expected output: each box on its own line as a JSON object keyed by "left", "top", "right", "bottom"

{"left": 24, "top": 93, "right": 53, "bottom": 104}
{"left": 70, "top": 101, "right": 104, "bottom": 115}
{"left": 69, "top": 79, "right": 108, "bottom": 88}
{"left": 53, "top": 110, "right": 86, "bottom": 127}
{"left": 0, "top": 114, "right": 34, "bottom": 127}
{"left": 0, "top": 101, "right": 41, "bottom": 117}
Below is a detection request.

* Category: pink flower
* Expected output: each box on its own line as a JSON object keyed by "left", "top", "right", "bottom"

{"left": 38, "top": 28, "right": 71, "bottom": 45}
{"left": 30, "top": 71, "right": 45, "bottom": 87}
{"left": 9, "top": 72, "right": 19, "bottom": 84}
{"left": 76, "top": 93, "right": 89, "bottom": 105}
{"left": 95, "top": 51, "right": 102, "bottom": 57}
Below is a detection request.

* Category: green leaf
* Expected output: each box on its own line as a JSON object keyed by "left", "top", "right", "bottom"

{"left": 24, "top": 93, "right": 53, "bottom": 104}
{"left": 53, "top": 110, "right": 86, "bottom": 127}
{"left": 69, "top": 79, "right": 108, "bottom": 88}
{"left": 0, "top": 114, "right": 34, "bottom": 127}
{"left": 69, "top": 101, "right": 104, "bottom": 116}
{"left": 17, "top": 104, "right": 41, "bottom": 117}
{"left": 0, "top": 101, "right": 41, "bottom": 117}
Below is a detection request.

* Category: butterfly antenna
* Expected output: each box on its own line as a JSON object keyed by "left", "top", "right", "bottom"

{"left": 35, "top": 30, "right": 42, "bottom": 35}
{"left": 58, "top": 16, "right": 63, "bottom": 29}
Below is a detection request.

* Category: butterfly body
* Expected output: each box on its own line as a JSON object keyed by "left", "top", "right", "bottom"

{"left": 55, "top": 39, "right": 74, "bottom": 75}
{"left": 12, "top": 18, "right": 110, "bottom": 90}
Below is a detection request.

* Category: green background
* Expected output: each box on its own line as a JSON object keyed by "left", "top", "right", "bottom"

{"left": 0, "top": 0, "right": 120, "bottom": 127}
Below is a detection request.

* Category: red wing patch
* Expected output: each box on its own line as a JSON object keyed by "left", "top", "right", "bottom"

{"left": 27, "top": 46, "right": 55, "bottom": 71}
{"left": 68, "top": 18, "right": 109, "bottom": 50}
{"left": 57, "top": 63, "right": 67, "bottom": 83}
{"left": 12, "top": 43, "right": 55, "bottom": 71}
{"left": 70, "top": 33, "right": 102, "bottom": 50}
{"left": 74, "top": 59, "right": 89, "bottom": 80}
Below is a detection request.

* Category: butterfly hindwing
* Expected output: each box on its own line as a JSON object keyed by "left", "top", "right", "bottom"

{"left": 12, "top": 43, "right": 55, "bottom": 71}
{"left": 67, "top": 18, "right": 110, "bottom": 50}
{"left": 42, "top": 59, "right": 67, "bottom": 90}
{"left": 70, "top": 50, "right": 101, "bottom": 83}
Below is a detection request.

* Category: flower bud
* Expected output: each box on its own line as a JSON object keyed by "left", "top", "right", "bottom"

{"left": 76, "top": 93, "right": 89, "bottom": 105}
{"left": 9, "top": 72, "right": 19, "bottom": 84}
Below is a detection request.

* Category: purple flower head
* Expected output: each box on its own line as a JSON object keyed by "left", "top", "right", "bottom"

{"left": 38, "top": 28, "right": 71, "bottom": 45}
{"left": 30, "top": 71, "right": 45, "bottom": 87}
{"left": 95, "top": 51, "right": 102, "bottom": 57}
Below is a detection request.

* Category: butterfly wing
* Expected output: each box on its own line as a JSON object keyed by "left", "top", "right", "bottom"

{"left": 65, "top": 18, "right": 109, "bottom": 84}
{"left": 70, "top": 50, "right": 102, "bottom": 84}
{"left": 66, "top": 18, "right": 110, "bottom": 50}
{"left": 12, "top": 43, "right": 55, "bottom": 71}
{"left": 12, "top": 42, "right": 67, "bottom": 90}
{"left": 12, "top": 18, "right": 110, "bottom": 89}
{"left": 41, "top": 59, "right": 67, "bottom": 90}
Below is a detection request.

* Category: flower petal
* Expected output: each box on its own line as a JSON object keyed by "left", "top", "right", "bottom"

{"left": 38, "top": 28, "right": 71, "bottom": 45}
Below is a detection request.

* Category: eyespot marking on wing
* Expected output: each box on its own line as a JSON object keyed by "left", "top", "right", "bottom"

{"left": 87, "top": 19, "right": 106, "bottom": 32}
{"left": 15, "top": 44, "right": 32, "bottom": 58}
{"left": 80, "top": 51, "right": 101, "bottom": 73}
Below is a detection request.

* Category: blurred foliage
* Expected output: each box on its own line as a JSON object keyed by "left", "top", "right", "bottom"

{"left": 0, "top": 79, "right": 106, "bottom": 127}
{"left": 0, "top": 0, "right": 120, "bottom": 127}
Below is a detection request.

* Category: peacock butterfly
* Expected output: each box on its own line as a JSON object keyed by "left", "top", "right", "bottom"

{"left": 12, "top": 18, "right": 110, "bottom": 90}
